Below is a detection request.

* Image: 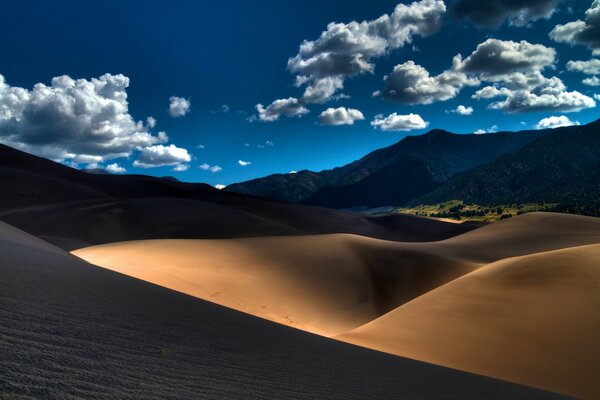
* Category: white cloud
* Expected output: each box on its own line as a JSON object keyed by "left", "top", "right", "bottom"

{"left": 215, "top": 184, "right": 226, "bottom": 190}
{"left": 371, "top": 112, "right": 428, "bottom": 131}
{"left": 146, "top": 116, "right": 157, "bottom": 128}
{"left": 455, "top": 39, "right": 596, "bottom": 113}
{"left": 382, "top": 58, "right": 479, "bottom": 104}
{"left": 289, "top": 170, "right": 298, "bottom": 174}
{"left": 169, "top": 96, "right": 191, "bottom": 117}
{"left": 318, "top": 107, "right": 365, "bottom": 125}
{"left": 199, "top": 163, "right": 222, "bottom": 172}
{"left": 255, "top": 97, "right": 309, "bottom": 122}
{"left": 583, "top": 76, "right": 600, "bottom": 86}
{"left": 106, "top": 163, "right": 126, "bottom": 173}
{"left": 566, "top": 59, "right": 600, "bottom": 75}
{"left": 535, "top": 115, "right": 580, "bottom": 129}
{"left": 172, "top": 164, "right": 189, "bottom": 172}
{"left": 0, "top": 73, "right": 168, "bottom": 163}
{"left": 452, "top": 105, "right": 474, "bottom": 115}
{"left": 133, "top": 144, "right": 191, "bottom": 168}
{"left": 238, "top": 160, "right": 251, "bottom": 166}
{"left": 451, "top": 0, "right": 558, "bottom": 28}
{"left": 456, "top": 39, "right": 555, "bottom": 79}
{"left": 286, "top": 0, "right": 446, "bottom": 104}
{"left": 474, "top": 124, "right": 498, "bottom": 135}
{"left": 550, "top": 1, "right": 600, "bottom": 54}
{"left": 486, "top": 89, "right": 595, "bottom": 113}
{"left": 265, "top": 140, "right": 274, "bottom": 147}
{"left": 197, "top": 144, "right": 206, "bottom": 149}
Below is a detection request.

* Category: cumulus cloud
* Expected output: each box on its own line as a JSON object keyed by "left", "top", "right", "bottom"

{"left": 452, "top": 105, "right": 474, "bottom": 115}
{"left": 215, "top": 184, "right": 226, "bottom": 190}
{"left": 583, "top": 76, "right": 600, "bottom": 86}
{"left": 255, "top": 97, "right": 309, "bottom": 122}
{"left": 452, "top": 0, "right": 558, "bottom": 28}
{"left": 535, "top": 115, "right": 580, "bottom": 129}
{"left": 172, "top": 164, "right": 189, "bottom": 172}
{"left": 456, "top": 39, "right": 555, "bottom": 79}
{"left": 238, "top": 160, "right": 251, "bottom": 166}
{"left": 169, "top": 96, "right": 191, "bottom": 117}
{"left": 318, "top": 107, "right": 365, "bottom": 125}
{"left": 454, "top": 39, "right": 596, "bottom": 113}
{"left": 146, "top": 116, "right": 157, "bottom": 128}
{"left": 286, "top": 0, "right": 446, "bottom": 104}
{"left": 199, "top": 163, "right": 222, "bottom": 172}
{"left": 382, "top": 58, "right": 479, "bottom": 104}
{"left": 0, "top": 73, "right": 170, "bottom": 163}
{"left": 106, "top": 163, "right": 126, "bottom": 173}
{"left": 133, "top": 144, "right": 191, "bottom": 168}
{"left": 371, "top": 112, "right": 428, "bottom": 131}
{"left": 550, "top": 1, "right": 600, "bottom": 54}
{"left": 566, "top": 59, "right": 600, "bottom": 75}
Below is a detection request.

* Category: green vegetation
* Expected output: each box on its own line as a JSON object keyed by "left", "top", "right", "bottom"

{"left": 394, "top": 200, "right": 560, "bottom": 222}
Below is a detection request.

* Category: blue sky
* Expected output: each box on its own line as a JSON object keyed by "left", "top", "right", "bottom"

{"left": 0, "top": 0, "right": 598, "bottom": 186}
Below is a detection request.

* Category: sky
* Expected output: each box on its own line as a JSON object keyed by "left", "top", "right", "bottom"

{"left": 0, "top": 0, "right": 599, "bottom": 187}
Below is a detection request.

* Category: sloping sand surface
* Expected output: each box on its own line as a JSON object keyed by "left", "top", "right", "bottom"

{"left": 338, "top": 244, "right": 600, "bottom": 399}
{"left": 0, "top": 221, "right": 559, "bottom": 399}
{"left": 73, "top": 235, "right": 479, "bottom": 336}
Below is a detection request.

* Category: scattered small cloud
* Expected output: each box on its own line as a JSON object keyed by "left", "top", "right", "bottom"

{"left": 215, "top": 184, "right": 226, "bottom": 190}
{"left": 474, "top": 124, "right": 498, "bottom": 134}
{"left": 255, "top": 97, "right": 309, "bottom": 122}
{"left": 535, "top": 115, "right": 580, "bottom": 129}
{"left": 169, "top": 96, "right": 191, "bottom": 117}
{"left": 133, "top": 144, "right": 192, "bottom": 169}
{"left": 238, "top": 160, "right": 251, "bottom": 166}
{"left": 199, "top": 163, "right": 222, "bottom": 172}
{"left": 197, "top": 144, "right": 206, "bottom": 149}
{"left": 106, "top": 163, "right": 126, "bottom": 173}
{"left": 451, "top": 105, "right": 474, "bottom": 115}
{"left": 146, "top": 116, "right": 157, "bottom": 129}
{"left": 172, "top": 164, "right": 189, "bottom": 172}
{"left": 371, "top": 113, "right": 429, "bottom": 132}
{"left": 318, "top": 107, "right": 365, "bottom": 126}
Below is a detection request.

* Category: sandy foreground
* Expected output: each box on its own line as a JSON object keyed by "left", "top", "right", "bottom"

{"left": 0, "top": 220, "right": 562, "bottom": 399}
{"left": 72, "top": 212, "right": 600, "bottom": 398}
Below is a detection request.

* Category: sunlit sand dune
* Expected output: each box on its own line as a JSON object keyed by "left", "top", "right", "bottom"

{"left": 73, "top": 234, "right": 478, "bottom": 336}
{"left": 338, "top": 244, "right": 600, "bottom": 399}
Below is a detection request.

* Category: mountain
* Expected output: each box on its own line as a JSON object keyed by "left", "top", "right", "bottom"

{"left": 0, "top": 143, "right": 479, "bottom": 250}
{"left": 416, "top": 120, "right": 600, "bottom": 210}
{"left": 226, "top": 128, "right": 551, "bottom": 208}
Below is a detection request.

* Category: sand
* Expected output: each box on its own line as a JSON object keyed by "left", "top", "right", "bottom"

{"left": 72, "top": 212, "right": 600, "bottom": 398}
{"left": 339, "top": 244, "right": 600, "bottom": 399}
{"left": 0, "top": 220, "right": 558, "bottom": 399}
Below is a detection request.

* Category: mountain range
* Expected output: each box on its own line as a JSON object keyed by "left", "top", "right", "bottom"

{"left": 226, "top": 119, "right": 600, "bottom": 213}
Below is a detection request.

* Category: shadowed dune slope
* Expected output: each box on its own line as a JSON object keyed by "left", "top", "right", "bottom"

{"left": 338, "top": 244, "right": 600, "bottom": 399}
{"left": 0, "top": 142, "right": 481, "bottom": 249}
{"left": 0, "top": 222, "right": 562, "bottom": 400}
{"left": 73, "top": 235, "right": 480, "bottom": 336}
{"left": 2, "top": 196, "right": 480, "bottom": 251}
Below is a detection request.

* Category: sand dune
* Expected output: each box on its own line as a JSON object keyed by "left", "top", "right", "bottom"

{"left": 338, "top": 244, "right": 600, "bottom": 399}
{"left": 72, "top": 212, "right": 600, "bottom": 398}
{"left": 73, "top": 234, "right": 479, "bottom": 336}
{"left": 74, "top": 212, "right": 600, "bottom": 338}
{"left": 0, "top": 221, "right": 558, "bottom": 399}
